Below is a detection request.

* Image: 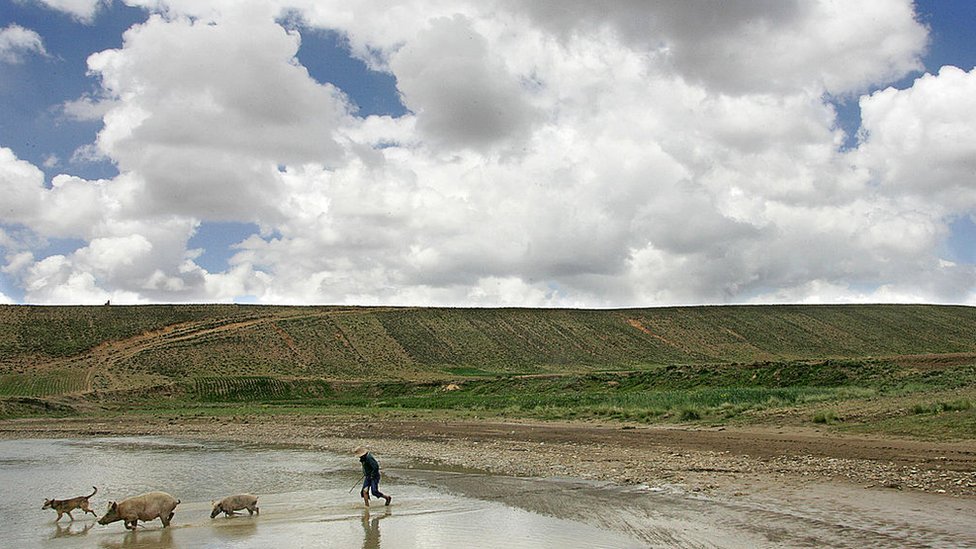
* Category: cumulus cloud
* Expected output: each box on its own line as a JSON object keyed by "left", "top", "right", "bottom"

{"left": 514, "top": 0, "right": 926, "bottom": 95}
{"left": 857, "top": 66, "right": 976, "bottom": 212}
{"left": 86, "top": 11, "right": 354, "bottom": 220}
{"left": 21, "top": 254, "right": 148, "bottom": 303}
{"left": 0, "top": 23, "right": 47, "bottom": 63}
{"left": 1, "top": 0, "right": 974, "bottom": 306}
{"left": 389, "top": 14, "right": 540, "bottom": 151}
{"left": 0, "top": 146, "right": 210, "bottom": 303}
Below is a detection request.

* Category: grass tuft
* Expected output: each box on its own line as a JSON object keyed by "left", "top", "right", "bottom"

{"left": 679, "top": 407, "right": 702, "bottom": 421}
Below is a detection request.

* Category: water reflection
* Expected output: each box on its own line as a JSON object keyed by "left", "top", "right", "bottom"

{"left": 361, "top": 507, "right": 391, "bottom": 549}
{"left": 52, "top": 521, "right": 94, "bottom": 538}
{"left": 213, "top": 514, "right": 259, "bottom": 542}
{"left": 98, "top": 527, "right": 174, "bottom": 549}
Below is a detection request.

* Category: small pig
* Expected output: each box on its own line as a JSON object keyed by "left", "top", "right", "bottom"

{"left": 97, "top": 491, "right": 180, "bottom": 530}
{"left": 211, "top": 494, "right": 259, "bottom": 518}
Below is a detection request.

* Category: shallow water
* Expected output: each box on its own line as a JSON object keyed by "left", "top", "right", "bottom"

{"left": 5, "top": 437, "right": 976, "bottom": 548}
{"left": 1, "top": 437, "right": 642, "bottom": 548}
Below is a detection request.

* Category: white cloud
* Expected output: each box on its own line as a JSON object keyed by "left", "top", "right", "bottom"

{"left": 3, "top": 0, "right": 974, "bottom": 306}
{"left": 28, "top": 0, "right": 106, "bottom": 23}
{"left": 0, "top": 149, "right": 125, "bottom": 239}
{"left": 22, "top": 254, "right": 147, "bottom": 304}
{"left": 2, "top": 250, "right": 35, "bottom": 275}
{"left": 856, "top": 66, "right": 976, "bottom": 213}
{"left": 14, "top": 215, "right": 209, "bottom": 303}
{"left": 0, "top": 147, "right": 46, "bottom": 224}
{"left": 0, "top": 24, "right": 47, "bottom": 63}
{"left": 285, "top": 0, "right": 474, "bottom": 69}
{"left": 0, "top": 147, "right": 210, "bottom": 302}
{"left": 62, "top": 95, "right": 114, "bottom": 121}
{"left": 41, "top": 154, "right": 60, "bottom": 169}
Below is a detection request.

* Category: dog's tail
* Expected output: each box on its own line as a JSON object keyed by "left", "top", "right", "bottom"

{"left": 87, "top": 486, "right": 97, "bottom": 499}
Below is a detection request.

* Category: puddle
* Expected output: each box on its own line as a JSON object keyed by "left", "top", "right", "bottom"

{"left": 0, "top": 437, "right": 641, "bottom": 548}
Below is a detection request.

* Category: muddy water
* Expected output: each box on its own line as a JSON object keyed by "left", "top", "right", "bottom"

{"left": 0, "top": 437, "right": 642, "bottom": 548}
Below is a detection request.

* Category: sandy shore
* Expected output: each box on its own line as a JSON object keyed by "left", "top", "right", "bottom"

{"left": 4, "top": 414, "right": 976, "bottom": 547}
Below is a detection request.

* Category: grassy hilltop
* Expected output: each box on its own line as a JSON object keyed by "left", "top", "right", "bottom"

{"left": 1, "top": 304, "right": 975, "bottom": 437}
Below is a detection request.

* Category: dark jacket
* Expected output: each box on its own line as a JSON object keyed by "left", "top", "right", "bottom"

{"left": 360, "top": 453, "right": 380, "bottom": 479}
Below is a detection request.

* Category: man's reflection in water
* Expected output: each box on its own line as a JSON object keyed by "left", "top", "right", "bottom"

{"left": 361, "top": 507, "right": 391, "bottom": 549}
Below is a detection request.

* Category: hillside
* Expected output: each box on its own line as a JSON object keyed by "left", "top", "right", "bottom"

{"left": 1, "top": 304, "right": 975, "bottom": 394}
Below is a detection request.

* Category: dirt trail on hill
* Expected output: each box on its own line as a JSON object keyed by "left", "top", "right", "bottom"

{"left": 27, "top": 307, "right": 409, "bottom": 391}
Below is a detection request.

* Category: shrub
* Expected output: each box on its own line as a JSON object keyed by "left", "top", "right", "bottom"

{"left": 812, "top": 410, "right": 838, "bottom": 424}
{"left": 941, "top": 399, "right": 973, "bottom": 412}
{"left": 912, "top": 399, "right": 972, "bottom": 414}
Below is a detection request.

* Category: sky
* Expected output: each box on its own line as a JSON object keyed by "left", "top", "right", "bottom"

{"left": 0, "top": 0, "right": 974, "bottom": 307}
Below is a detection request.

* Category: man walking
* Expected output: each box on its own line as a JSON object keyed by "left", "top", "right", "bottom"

{"left": 354, "top": 446, "right": 392, "bottom": 507}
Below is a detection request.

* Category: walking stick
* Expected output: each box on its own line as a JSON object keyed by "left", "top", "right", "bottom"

{"left": 349, "top": 475, "right": 365, "bottom": 493}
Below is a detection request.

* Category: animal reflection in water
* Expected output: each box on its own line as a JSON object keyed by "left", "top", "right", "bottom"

{"left": 213, "top": 514, "right": 258, "bottom": 541}
{"left": 361, "top": 507, "right": 391, "bottom": 549}
{"left": 97, "top": 527, "right": 174, "bottom": 549}
{"left": 51, "top": 521, "right": 94, "bottom": 538}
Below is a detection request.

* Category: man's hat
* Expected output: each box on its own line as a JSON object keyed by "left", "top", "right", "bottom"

{"left": 353, "top": 446, "right": 368, "bottom": 457}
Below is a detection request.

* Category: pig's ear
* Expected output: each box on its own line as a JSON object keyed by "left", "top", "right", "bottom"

{"left": 110, "top": 502, "right": 117, "bottom": 509}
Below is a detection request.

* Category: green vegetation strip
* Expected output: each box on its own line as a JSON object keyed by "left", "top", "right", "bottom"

{"left": 191, "top": 377, "right": 333, "bottom": 402}
{"left": 0, "top": 372, "right": 87, "bottom": 397}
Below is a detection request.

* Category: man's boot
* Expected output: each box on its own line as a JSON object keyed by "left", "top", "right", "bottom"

{"left": 384, "top": 495, "right": 392, "bottom": 506}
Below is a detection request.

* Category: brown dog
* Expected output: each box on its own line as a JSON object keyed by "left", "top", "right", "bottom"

{"left": 42, "top": 487, "right": 98, "bottom": 522}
